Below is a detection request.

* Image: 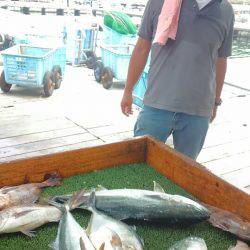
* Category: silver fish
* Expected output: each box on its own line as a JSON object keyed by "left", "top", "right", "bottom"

{"left": 53, "top": 182, "right": 210, "bottom": 224}
{"left": 0, "top": 175, "right": 61, "bottom": 210}
{"left": 228, "top": 241, "right": 250, "bottom": 250}
{"left": 51, "top": 190, "right": 95, "bottom": 250}
{"left": 0, "top": 204, "right": 62, "bottom": 237}
{"left": 86, "top": 191, "right": 144, "bottom": 250}
{"left": 169, "top": 237, "right": 207, "bottom": 250}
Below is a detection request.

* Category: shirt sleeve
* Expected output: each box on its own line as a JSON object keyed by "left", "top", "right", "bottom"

{"left": 138, "top": 0, "right": 154, "bottom": 41}
{"left": 218, "top": 15, "right": 235, "bottom": 58}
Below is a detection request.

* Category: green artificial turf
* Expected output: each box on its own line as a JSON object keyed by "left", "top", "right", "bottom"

{"left": 0, "top": 164, "right": 236, "bottom": 250}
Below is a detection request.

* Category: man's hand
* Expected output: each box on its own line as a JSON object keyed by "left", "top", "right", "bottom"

{"left": 210, "top": 106, "right": 218, "bottom": 123}
{"left": 121, "top": 91, "right": 133, "bottom": 116}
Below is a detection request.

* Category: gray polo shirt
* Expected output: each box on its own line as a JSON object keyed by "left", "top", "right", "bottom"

{"left": 139, "top": 0, "right": 234, "bottom": 117}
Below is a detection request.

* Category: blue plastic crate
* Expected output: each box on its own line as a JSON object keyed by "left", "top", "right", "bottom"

{"left": 133, "top": 64, "right": 149, "bottom": 108}
{"left": 1, "top": 45, "right": 66, "bottom": 87}
{"left": 101, "top": 45, "right": 133, "bottom": 81}
{"left": 103, "top": 25, "right": 137, "bottom": 45}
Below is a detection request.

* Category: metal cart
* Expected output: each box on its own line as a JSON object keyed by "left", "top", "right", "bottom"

{"left": 0, "top": 44, "right": 66, "bottom": 97}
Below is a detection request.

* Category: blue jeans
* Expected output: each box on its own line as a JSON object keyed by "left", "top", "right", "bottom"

{"left": 134, "top": 105, "right": 210, "bottom": 160}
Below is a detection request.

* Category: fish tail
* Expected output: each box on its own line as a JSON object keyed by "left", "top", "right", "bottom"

{"left": 79, "top": 237, "right": 86, "bottom": 250}
{"left": 68, "top": 189, "right": 88, "bottom": 211}
{"left": 82, "top": 190, "right": 97, "bottom": 212}
{"left": 41, "top": 173, "right": 61, "bottom": 188}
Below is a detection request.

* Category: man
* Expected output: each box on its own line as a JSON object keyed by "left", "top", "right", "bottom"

{"left": 121, "top": 0, "right": 234, "bottom": 160}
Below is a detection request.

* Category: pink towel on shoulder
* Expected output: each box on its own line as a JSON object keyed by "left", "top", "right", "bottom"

{"left": 153, "top": 0, "right": 183, "bottom": 45}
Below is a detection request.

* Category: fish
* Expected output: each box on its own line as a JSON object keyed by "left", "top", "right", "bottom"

{"left": 205, "top": 204, "right": 250, "bottom": 242}
{"left": 168, "top": 237, "right": 207, "bottom": 250}
{"left": 228, "top": 241, "right": 250, "bottom": 250}
{"left": 50, "top": 190, "right": 96, "bottom": 250}
{"left": 86, "top": 191, "right": 144, "bottom": 250}
{"left": 52, "top": 182, "right": 210, "bottom": 224}
{"left": 0, "top": 174, "right": 61, "bottom": 210}
{"left": 0, "top": 204, "right": 62, "bottom": 237}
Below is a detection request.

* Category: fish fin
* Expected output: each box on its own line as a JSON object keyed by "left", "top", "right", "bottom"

{"left": 84, "top": 189, "right": 97, "bottom": 212}
{"left": 131, "top": 225, "right": 137, "bottom": 231}
{"left": 79, "top": 237, "right": 86, "bottom": 250}
{"left": 68, "top": 189, "right": 88, "bottom": 211}
{"left": 140, "top": 236, "right": 145, "bottom": 246}
{"left": 153, "top": 181, "right": 165, "bottom": 193}
{"left": 99, "top": 242, "right": 105, "bottom": 250}
{"left": 110, "top": 230, "right": 123, "bottom": 247}
{"left": 21, "top": 229, "right": 36, "bottom": 237}
{"left": 96, "top": 185, "right": 107, "bottom": 191}
{"left": 41, "top": 173, "right": 61, "bottom": 188}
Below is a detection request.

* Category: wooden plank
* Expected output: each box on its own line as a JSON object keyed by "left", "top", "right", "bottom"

{"left": 0, "top": 126, "right": 86, "bottom": 148}
{"left": 146, "top": 137, "right": 250, "bottom": 222}
{"left": 203, "top": 151, "right": 250, "bottom": 176}
{"left": 88, "top": 125, "right": 133, "bottom": 137}
{"left": 0, "top": 114, "right": 63, "bottom": 127}
{"left": 222, "top": 166, "right": 250, "bottom": 188}
{"left": 0, "top": 137, "right": 147, "bottom": 187}
{"left": 198, "top": 137, "right": 250, "bottom": 164}
{"left": 0, "top": 139, "right": 104, "bottom": 163}
{"left": 100, "top": 131, "right": 134, "bottom": 143}
{"left": 0, "top": 117, "right": 75, "bottom": 139}
{"left": 0, "top": 90, "right": 43, "bottom": 106}
{"left": 204, "top": 121, "right": 250, "bottom": 148}
{"left": 0, "top": 132, "right": 97, "bottom": 158}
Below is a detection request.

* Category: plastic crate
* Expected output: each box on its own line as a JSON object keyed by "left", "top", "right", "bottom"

{"left": 103, "top": 25, "right": 137, "bottom": 45}
{"left": 101, "top": 44, "right": 133, "bottom": 80}
{"left": 133, "top": 64, "right": 149, "bottom": 108}
{"left": 1, "top": 45, "right": 66, "bottom": 87}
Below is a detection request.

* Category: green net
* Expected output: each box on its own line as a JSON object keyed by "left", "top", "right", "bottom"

{"left": 104, "top": 11, "right": 137, "bottom": 35}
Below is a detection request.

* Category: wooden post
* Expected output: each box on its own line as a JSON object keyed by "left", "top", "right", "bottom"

{"left": 74, "top": 9, "right": 80, "bottom": 16}
{"left": 56, "top": 8, "right": 64, "bottom": 16}
{"left": 41, "top": 8, "right": 46, "bottom": 15}
{"left": 21, "top": 7, "right": 30, "bottom": 15}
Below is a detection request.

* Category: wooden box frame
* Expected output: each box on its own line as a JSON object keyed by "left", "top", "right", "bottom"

{"left": 0, "top": 136, "right": 249, "bottom": 221}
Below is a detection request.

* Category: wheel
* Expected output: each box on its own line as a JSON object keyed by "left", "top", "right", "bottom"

{"left": 94, "top": 61, "right": 104, "bottom": 83}
{"left": 0, "top": 71, "right": 12, "bottom": 93}
{"left": 43, "top": 71, "right": 54, "bottom": 97}
{"left": 85, "top": 51, "right": 97, "bottom": 69}
{"left": 52, "top": 65, "right": 62, "bottom": 89}
{"left": 101, "top": 67, "right": 113, "bottom": 89}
